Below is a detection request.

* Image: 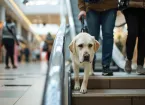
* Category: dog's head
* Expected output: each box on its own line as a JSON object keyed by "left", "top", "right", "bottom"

{"left": 69, "top": 33, "right": 100, "bottom": 63}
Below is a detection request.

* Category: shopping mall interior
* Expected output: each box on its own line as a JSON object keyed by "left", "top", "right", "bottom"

{"left": 0, "top": 0, "right": 145, "bottom": 105}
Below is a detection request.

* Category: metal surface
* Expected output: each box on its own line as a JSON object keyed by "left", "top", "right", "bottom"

{"left": 42, "top": 23, "right": 66, "bottom": 105}
{"left": 42, "top": 0, "right": 67, "bottom": 105}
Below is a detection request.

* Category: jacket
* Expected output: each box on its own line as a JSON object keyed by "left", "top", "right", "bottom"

{"left": 78, "top": 0, "right": 118, "bottom": 12}
{"left": 2, "top": 22, "right": 16, "bottom": 39}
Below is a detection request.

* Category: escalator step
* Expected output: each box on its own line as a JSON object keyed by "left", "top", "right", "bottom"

{"left": 71, "top": 72, "right": 145, "bottom": 89}
{"left": 72, "top": 89, "right": 145, "bottom": 105}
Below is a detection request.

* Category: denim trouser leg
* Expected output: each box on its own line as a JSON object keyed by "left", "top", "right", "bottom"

{"left": 87, "top": 9, "right": 117, "bottom": 67}
{"left": 86, "top": 10, "right": 100, "bottom": 41}
{"left": 101, "top": 9, "right": 117, "bottom": 66}
{"left": 86, "top": 10, "right": 100, "bottom": 70}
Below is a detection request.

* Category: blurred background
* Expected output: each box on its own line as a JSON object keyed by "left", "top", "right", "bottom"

{"left": 0, "top": 0, "right": 60, "bottom": 63}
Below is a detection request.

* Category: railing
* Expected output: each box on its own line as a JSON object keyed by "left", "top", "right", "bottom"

{"left": 42, "top": 23, "right": 66, "bottom": 105}
{"left": 42, "top": 0, "right": 67, "bottom": 105}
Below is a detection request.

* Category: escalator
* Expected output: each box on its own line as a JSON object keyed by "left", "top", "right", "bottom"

{"left": 69, "top": 0, "right": 125, "bottom": 71}
{"left": 65, "top": 1, "right": 145, "bottom": 105}
{"left": 42, "top": 1, "right": 145, "bottom": 105}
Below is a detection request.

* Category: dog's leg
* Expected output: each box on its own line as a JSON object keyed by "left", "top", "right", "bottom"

{"left": 72, "top": 63, "right": 80, "bottom": 90}
{"left": 89, "top": 68, "right": 94, "bottom": 76}
{"left": 89, "top": 63, "right": 95, "bottom": 76}
{"left": 80, "top": 64, "right": 90, "bottom": 93}
{"left": 89, "top": 55, "right": 95, "bottom": 76}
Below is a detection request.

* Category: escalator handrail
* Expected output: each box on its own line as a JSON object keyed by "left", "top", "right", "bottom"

{"left": 42, "top": 23, "right": 66, "bottom": 105}
{"left": 42, "top": 0, "right": 67, "bottom": 104}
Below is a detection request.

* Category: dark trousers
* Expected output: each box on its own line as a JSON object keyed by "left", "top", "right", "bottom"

{"left": 3, "top": 38, "right": 15, "bottom": 66}
{"left": 86, "top": 9, "right": 117, "bottom": 66}
{"left": 25, "top": 55, "right": 29, "bottom": 62}
{"left": 123, "top": 8, "right": 145, "bottom": 66}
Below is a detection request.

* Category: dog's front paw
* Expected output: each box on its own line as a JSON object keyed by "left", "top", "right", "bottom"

{"left": 80, "top": 85, "right": 87, "bottom": 94}
{"left": 74, "top": 83, "right": 80, "bottom": 90}
{"left": 89, "top": 69, "right": 95, "bottom": 76}
{"left": 89, "top": 72, "right": 95, "bottom": 76}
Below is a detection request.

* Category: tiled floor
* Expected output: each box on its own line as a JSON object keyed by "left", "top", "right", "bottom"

{"left": 0, "top": 62, "right": 47, "bottom": 105}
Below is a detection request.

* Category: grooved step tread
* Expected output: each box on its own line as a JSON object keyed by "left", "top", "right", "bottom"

{"left": 71, "top": 72, "right": 145, "bottom": 79}
{"left": 73, "top": 89, "right": 145, "bottom": 97}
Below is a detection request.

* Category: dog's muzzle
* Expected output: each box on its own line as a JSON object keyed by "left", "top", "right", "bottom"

{"left": 83, "top": 53, "right": 90, "bottom": 62}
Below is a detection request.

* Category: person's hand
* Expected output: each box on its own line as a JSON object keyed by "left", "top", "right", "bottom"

{"left": 78, "top": 11, "right": 86, "bottom": 20}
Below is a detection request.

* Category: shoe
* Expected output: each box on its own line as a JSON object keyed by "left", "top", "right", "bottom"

{"left": 136, "top": 65, "right": 145, "bottom": 75}
{"left": 102, "top": 65, "right": 113, "bottom": 76}
{"left": 5, "top": 66, "right": 10, "bottom": 69}
{"left": 125, "top": 60, "right": 132, "bottom": 74}
{"left": 13, "top": 65, "right": 17, "bottom": 69}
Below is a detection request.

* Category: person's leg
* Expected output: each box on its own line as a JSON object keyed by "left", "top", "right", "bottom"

{"left": 3, "top": 39, "right": 10, "bottom": 69}
{"left": 101, "top": 9, "right": 117, "bottom": 76}
{"left": 8, "top": 39, "right": 17, "bottom": 68}
{"left": 123, "top": 8, "right": 139, "bottom": 73}
{"left": 136, "top": 8, "right": 145, "bottom": 74}
{"left": 25, "top": 55, "right": 29, "bottom": 62}
{"left": 9, "top": 47, "right": 15, "bottom": 67}
{"left": 5, "top": 49, "right": 10, "bottom": 69}
{"left": 27, "top": 55, "right": 29, "bottom": 62}
{"left": 86, "top": 10, "right": 101, "bottom": 71}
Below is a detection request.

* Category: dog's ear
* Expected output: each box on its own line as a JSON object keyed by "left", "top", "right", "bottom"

{"left": 69, "top": 39, "right": 76, "bottom": 55}
{"left": 94, "top": 39, "right": 100, "bottom": 52}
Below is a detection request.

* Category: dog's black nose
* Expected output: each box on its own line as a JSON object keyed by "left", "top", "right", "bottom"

{"left": 83, "top": 55, "right": 90, "bottom": 62}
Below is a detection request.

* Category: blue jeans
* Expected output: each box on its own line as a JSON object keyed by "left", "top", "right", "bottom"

{"left": 86, "top": 9, "right": 117, "bottom": 66}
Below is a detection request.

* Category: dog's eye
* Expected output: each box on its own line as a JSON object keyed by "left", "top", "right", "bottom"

{"left": 78, "top": 44, "right": 83, "bottom": 48}
{"left": 88, "top": 44, "right": 93, "bottom": 48}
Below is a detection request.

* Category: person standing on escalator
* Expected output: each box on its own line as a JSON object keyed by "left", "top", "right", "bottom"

{"left": 1, "top": 16, "right": 19, "bottom": 69}
{"left": 78, "top": 0, "right": 118, "bottom": 76}
{"left": 121, "top": 0, "right": 145, "bottom": 74}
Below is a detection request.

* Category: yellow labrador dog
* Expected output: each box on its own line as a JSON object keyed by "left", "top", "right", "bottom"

{"left": 69, "top": 32, "right": 100, "bottom": 93}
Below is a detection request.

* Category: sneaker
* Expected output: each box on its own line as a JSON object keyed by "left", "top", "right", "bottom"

{"left": 125, "top": 60, "right": 132, "bottom": 74}
{"left": 102, "top": 65, "right": 113, "bottom": 76}
{"left": 136, "top": 65, "right": 145, "bottom": 75}
{"left": 5, "top": 66, "right": 10, "bottom": 69}
{"left": 13, "top": 65, "right": 17, "bottom": 69}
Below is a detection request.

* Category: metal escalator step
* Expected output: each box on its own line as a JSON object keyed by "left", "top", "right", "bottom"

{"left": 71, "top": 72, "right": 145, "bottom": 89}
{"left": 71, "top": 66, "right": 118, "bottom": 72}
{"left": 71, "top": 65, "right": 118, "bottom": 72}
{"left": 72, "top": 89, "right": 145, "bottom": 105}
{"left": 73, "top": 89, "right": 145, "bottom": 97}
{"left": 94, "top": 66, "right": 118, "bottom": 71}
